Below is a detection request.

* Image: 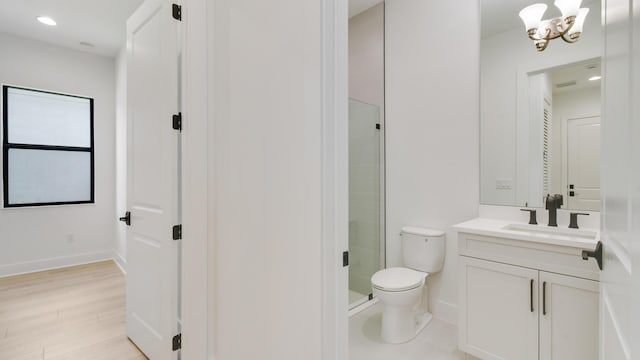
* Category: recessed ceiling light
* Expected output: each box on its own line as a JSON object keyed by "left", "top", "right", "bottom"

{"left": 586, "top": 64, "right": 601, "bottom": 82}
{"left": 36, "top": 16, "right": 57, "bottom": 26}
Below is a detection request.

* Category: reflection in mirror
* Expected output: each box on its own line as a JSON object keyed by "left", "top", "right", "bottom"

{"left": 525, "top": 59, "right": 601, "bottom": 210}
{"left": 348, "top": 0, "right": 385, "bottom": 310}
{"left": 480, "top": 0, "right": 602, "bottom": 211}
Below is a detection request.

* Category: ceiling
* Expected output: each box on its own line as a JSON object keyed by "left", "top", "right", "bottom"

{"left": 0, "top": 0, "right": 145, "bottom": 58}
{"left": 1, "top": 0, "right": 595, "bottom": 57}
{"left": 350, "top": 0, "right": 383, "bottom": 18}
{"left": 481, "top": 0, "right": 598, "bottom": 38}
{"left": 547, "top": 58, "right": 601, "bottom": 94}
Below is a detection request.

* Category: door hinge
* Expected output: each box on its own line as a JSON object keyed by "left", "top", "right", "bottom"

{"left": 342, "top": 251, "right": 349, "bottom": 267}
{"left": 375, "top": 123, "right": 381, "bottom": 130}
{"left": 172, "top": 4, "right": 182, "bottom": 21}
{"left": 173, "top": 224, "right": 182, "bottom": 240}
{"left": 172, "top": 333, "right": 182, "bottom": 351}
{"left": 172, "top": 113, "right": 182, "bottom": 131}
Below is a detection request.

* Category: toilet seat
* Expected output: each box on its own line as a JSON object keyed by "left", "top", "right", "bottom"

{"left": 371, "top": 267, "right": 427, "bottom": 292}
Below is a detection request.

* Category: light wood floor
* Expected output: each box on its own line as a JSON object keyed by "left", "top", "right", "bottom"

{"left": 0, "top": 261, "right": 147, "bottom": 360}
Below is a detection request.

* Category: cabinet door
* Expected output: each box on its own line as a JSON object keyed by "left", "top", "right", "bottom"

{"left": 539, "top": 271, "right": 599, "bottom": 360}
{"left": 459, "top": 257, "right": 539, "bottom": 360}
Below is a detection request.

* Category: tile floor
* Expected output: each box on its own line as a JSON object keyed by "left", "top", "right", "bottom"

{"left": 349, "top": 302, "right": 472, "bottom": 360}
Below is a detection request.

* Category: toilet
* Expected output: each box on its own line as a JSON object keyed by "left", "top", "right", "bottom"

{"left": 371, "top": 226, "right": 445, "bottom": 344}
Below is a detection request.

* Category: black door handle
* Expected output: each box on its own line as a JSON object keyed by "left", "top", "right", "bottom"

{"left": 581, "top": 241, "right": 602, "bottom": 270}
{"left": 119, "top": 211, "right": 131, "bottom": 226}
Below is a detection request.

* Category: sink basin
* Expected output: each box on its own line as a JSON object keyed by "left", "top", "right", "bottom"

{"left": 502, "top": 223, "right": 598, "bottom": 241}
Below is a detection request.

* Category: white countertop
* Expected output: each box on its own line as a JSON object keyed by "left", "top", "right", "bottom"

{"left": 453, "top": 217, "right": 600, "bottom": 250}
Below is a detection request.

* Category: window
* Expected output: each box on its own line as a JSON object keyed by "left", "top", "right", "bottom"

{"left": 2, "top": 86, "right": 94, "bottom": 207}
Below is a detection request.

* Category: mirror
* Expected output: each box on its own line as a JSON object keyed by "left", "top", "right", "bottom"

{"left": 480, "top": 0, "right": 602, "bottom": 211}
{"left": 348, "top": 0, "right": 385, "bottom": 309}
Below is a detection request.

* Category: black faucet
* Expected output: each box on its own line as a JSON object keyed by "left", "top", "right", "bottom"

{"left": 520, "top": 209, "right": 538, "bottom": 225}
{"left": 545, "top": 194, "right": 563, "bottom": 227}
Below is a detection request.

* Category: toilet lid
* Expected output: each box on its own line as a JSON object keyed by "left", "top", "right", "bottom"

{"left": 371, "top": 267, "right": 426, "bottom": 292}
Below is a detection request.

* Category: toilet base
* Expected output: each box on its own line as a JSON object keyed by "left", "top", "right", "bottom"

{"left": 381, "top": 309, "right": 433, "bottom": 344}
{"left": 414, "top": 312, "right": 433, "bottom": 339}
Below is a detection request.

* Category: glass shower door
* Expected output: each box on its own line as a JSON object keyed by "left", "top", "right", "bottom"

{"left": 348, "top": 99, "right": 383, "bottom": 309}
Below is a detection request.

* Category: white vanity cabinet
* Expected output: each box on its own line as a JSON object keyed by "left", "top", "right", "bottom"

{"left": 455, "top": 219, "right": 601, "bottom": 360}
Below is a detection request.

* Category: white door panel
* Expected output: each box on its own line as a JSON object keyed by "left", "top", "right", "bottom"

{"left": 567, "top": 117, "right": 600, "bottom": 211}
{"left": 539, "top": 271, "right": 599, "bottom": 360}
{"left": 459, "top": 257, "right": 538, "bottom": 360}
{"left": 126, "top": 0, "right": 179, "bottom": 359}
{"left": 600, "top": 0, "right": 638, "bottom": 359}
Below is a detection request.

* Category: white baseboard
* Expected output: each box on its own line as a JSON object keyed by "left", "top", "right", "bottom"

{"left": 0, "top": 250, "right": 115, "bottom": 278}
{"left": 431, "top": 299, "right": 458, "bottom": 326}
{"left": 114, "top": 252, "right": 127, "bottom": 274}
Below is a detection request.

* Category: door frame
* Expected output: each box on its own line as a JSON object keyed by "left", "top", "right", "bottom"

{"left": 180, "top": 0, "right": 209, "bottom": 359}
{"left": 180, "top": 0, "right": 349, "bottom": 359}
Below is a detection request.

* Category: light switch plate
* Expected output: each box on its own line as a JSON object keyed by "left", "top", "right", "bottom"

{"left": 495, "top": 178, "right": 513, "bottom": 190}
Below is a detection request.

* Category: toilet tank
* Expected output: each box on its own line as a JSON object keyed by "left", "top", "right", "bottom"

{"left": 401, "top": 226, "right": 445, "bottom": 273}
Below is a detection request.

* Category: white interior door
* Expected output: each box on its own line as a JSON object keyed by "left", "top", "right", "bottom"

{"left": 600, "top": 0, "right": 638, "bottom": 359}
{"left": 125, "top": 0, "right": 179, "bottom": 359}
{"left": 566, "top": 116, "right": 600, "bottom": 210}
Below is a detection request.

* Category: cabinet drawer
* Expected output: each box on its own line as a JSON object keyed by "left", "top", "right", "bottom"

{"left": 458, "top": 232, "right": 600, "bottom": 280}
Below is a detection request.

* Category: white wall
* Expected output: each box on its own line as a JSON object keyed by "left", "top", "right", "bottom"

{"left": 0, "top": 32, "right": 116, "bottom": 276}
{"left": 208, "top": 1, "right": 326, "bottom": 358}
{"left": 349, "top": 3, "right": 384, "bottom": 110}
{"left": 480, "top": 1, "right": 602, "bottom": 206}
{"left": 385, "top": 0, "right": 479, "bottom": 324}
{"left": 114, "top": 47, "right": 127, "bottom": 271}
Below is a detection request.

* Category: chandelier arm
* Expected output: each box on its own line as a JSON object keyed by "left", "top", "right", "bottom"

{"left": 555, "top": 16, "right": 575, "bottom": 36}
{"left": 561, "top": 32, "right": 581, "bottom": 43}
{"left": 527, "top": 29, "right": 542, "bottom": 41}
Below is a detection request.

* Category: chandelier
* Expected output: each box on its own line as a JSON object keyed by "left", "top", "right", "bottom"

{"left": 518, "top": 0, "right": 589, "bottom": 51}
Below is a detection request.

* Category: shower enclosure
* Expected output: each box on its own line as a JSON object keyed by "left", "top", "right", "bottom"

{"left": 348, "top": 98, "right": 384, "bottom": 309}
